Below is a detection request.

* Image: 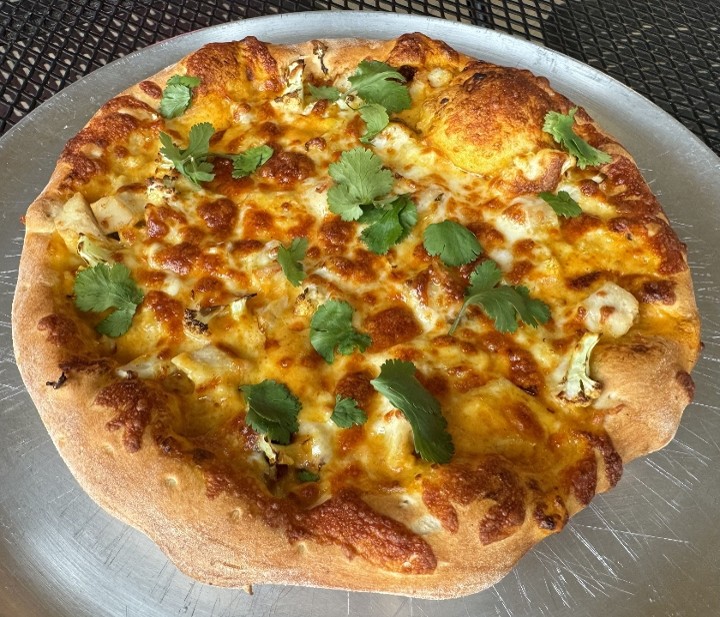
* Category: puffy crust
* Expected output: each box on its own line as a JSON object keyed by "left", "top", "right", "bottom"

{"left": 417, "top": 62, "right": 564, "bottom": 178}
{"left": 11, "top": 33, "right": 701, "bottom": 599}
{"left": 593, "top": 332, "right": 699, "bottom": 461}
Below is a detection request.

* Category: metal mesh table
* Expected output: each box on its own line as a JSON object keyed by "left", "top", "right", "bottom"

{"left": 1, "top": 0, "right": 719, "bottom": 154}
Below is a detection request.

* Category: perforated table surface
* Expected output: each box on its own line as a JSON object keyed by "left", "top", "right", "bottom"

{"left": 2, "top": 0, "right": 719, "bottom": 153}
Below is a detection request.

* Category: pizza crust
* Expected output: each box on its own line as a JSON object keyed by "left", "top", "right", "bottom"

{"left": 12, "top": 33, "right": 701, "bottom": 599}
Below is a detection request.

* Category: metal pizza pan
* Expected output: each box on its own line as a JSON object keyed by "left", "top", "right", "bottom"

{"left": 0, "top": 10, "right": 718, "bottom": 617}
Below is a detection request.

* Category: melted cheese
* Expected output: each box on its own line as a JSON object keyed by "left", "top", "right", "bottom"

{"left": 51, "top": 40, "right": 678, "bottom": 539}
{"left": 581, "top": 282, "right": 639, "bottom": 338}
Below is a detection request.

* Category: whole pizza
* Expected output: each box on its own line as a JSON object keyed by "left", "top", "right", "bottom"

{"left": 11, "top": 33, "right": 701, "bottom": 598}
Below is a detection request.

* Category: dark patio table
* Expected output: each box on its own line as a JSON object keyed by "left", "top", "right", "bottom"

{"left": 2, "top": 1, "right": 719, "bottom": 152}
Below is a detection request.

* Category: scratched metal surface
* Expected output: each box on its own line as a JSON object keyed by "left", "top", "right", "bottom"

{"left": 0, "top": 11, "right": 718, "bottom": 617}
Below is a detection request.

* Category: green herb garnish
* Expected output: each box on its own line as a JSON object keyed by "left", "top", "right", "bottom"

{"left": 327, "top": 147, "right": 394, "bottom": 221}
{"left": 359, "top": 194, "right": 417, "bottom": 255}
{"left": 423, "top": 221, "right": 483, "bottom": 267}
{"left": 543, "top": 108, "right": 612, "bottom": 169}
{"left": 240, "top": 380, "right": 301, "bottom": 445}
{"left": 450, "top": 260, "right": 551, "bottom": 334}
{"left": 348, "top": 60, "right": 411, "bottom": 114}
{"left": 310, "top": 300, "right": 372, "bottom": 364}
{"left": 230, "top": 145, "right": 273, "bottom": 179}
{"left": 159, "top": 75, "right": 201, "bottom": 119}
{"left": 330, "top": 395, "right": 367, "bottom": 428}
{"left": 538, "top": 190, "right": 583, "bottom": 218}
{"left": 358, "top": 103, "right": 390, "bottom": 144}
{"left": 370, "top": 360, "right": 454, "bottom": 464}
{"left": 308, "top": 83, "right": 341, "bottom": 102}
{"left": 277, "top": 237, "right": 308, "bottom": 286}
{"left": 159, "top": 122, "right": 215, "bottom": 186}
{"left": 74, "top": 263, "right": 144, "bottom": 337}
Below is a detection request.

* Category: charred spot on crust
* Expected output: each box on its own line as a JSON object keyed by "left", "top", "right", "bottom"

{"left": 37, "top": 314, "right": 79, "bottom": 347}
{"left": 638, "top": 279, "right": 677, "bottom": 305}
{"left": 577, "top": 431, "right": 623, "bottom": 490}
{"left": 387, "top": 32, "right": 460, "bottom": 67}
{"left": 422, "top": 458, "right": 527, "bottom": 544}
{"left": 96, "top": 379, "right": 165, "bottom": 453}
{"left": 58, "top": 356, "right": 114, "bottom": 374}
{"left": 566, "top": 456, "right": 597, "bottom": 506}
{"left": 46, "top": 372, "right": 68, "bottom": 389}
{"left": 675, "top": 370, "right": 696, "bottom": 401}
{"left": 398, "top": 65, "right": 418, "bottom": 83}
{"left": 139, "top": 80, "right": 163, "bottom": 99}
{"left": 294, "top": 489, "right": 437, "bottom": 574}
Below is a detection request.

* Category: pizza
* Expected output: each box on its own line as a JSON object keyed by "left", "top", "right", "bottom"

{"left": 11, "top": 33, "right": 701, "bottom": 599}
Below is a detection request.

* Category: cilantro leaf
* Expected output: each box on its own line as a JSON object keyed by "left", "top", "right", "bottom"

{"left": 348, "top": 61, "right": 411, "bottom": 114}
{"left": 539, "top": 190, "right": 582, "bottom": 218}
{"left": 159, "top": 75, "right": 201, "bottom": 119}
{"left": 74, "top": 263, "right": 144, "bottom": 337}
{"left": 296, "top": 469, "right": 320, "bottom": 483}
{"left": 359, "top": 194, "right": 417, "bottom": 254}
{"left": 331, "top": 395, "right": 367, "bottom": 428}
{"left": 450, "top": 260, "right": 551, "bottom": 334}
{"left": 277, "top": 237, "right": 308, "bottom": 286}
{"left": 310, "top": 300, "right": 372, "bottom": 363}
{"left": 327, "top": 147, "right": 394, "bottom": 221}
{"left": 308, "top": 83, "right": 341, "bottom": 102}
{"left": 230, "top": 145, "right": 273, "bottom": 179}
{"left": 159, "top": 122, "right": 216, "bottom": 186}
{"left": 423, "top": 221, "right": 483, "bottom": 267}
{"left": 240, "top": 380, "right": 301, "bottom": 445}
{"left": 370, "top": 360, "right": 454, "bottom": 464}
{"left": 359, "top": 103, "right": 390, "bottom": 144}
{"left": 543, "top": 108, "right": 612, "bottom": 169}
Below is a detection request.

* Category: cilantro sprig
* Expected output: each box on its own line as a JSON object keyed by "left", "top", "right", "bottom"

{"left": 370, "top": 360, "right": 454, "bottom": 464}
{"left": 423, "top": 221, "right": 483, "bottom": 267}
{"left": 543, "top": 108, "right": 612, "bottom": 169}
{"left": 240, "top": 380, "right": 301, "bottom": 445}
{"left": 359, "top": 195, "right": 417, "bottom": 255}
{"left": 348, "top": 61, "right": 411, "bottom": 114}
{"left": 74, "top": 263, "right": 144, "bottom": 337}
{"left": 159, "top": 122, "right": 215, "bottom": 186}
{"left": 308, "top": 83, "right": 341, "bottom": 102}
{"left": 450, "top": 260, "right": 551, "bottom": 335}
{"left": 277, "top": 237, "right": 308, "bottom": 286}
{"left": 159, "top": 124, "right": 274, "bottom": 186}
{"left": 539, "top": 190, "right": 582, "bottom": 218}
{"left": 331, "top": 395, "right": 367, "bottom": 428}
{"left": 327, "top": 147, "right": 417, "bottom": 254}
{"left": 230, "top": 145, "right": 273, "bottom": 179}
{"left": 309, "top": 61, "right": 411, "bottom": 143}
{"left": 358, "top": 103, "right": 390, "bottom": 144}
{"left": 310, "top": 300, "right": 372, "bottom": 363}
{"left": 159, "top": 75, "right": 201, "bottom": 119}
{"left": 327, "top": 147, "right": 394, "bottom": 221}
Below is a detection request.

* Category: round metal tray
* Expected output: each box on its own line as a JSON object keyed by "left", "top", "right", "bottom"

{"left": 1, "top": 11, "right": 718, "bottom": 617}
